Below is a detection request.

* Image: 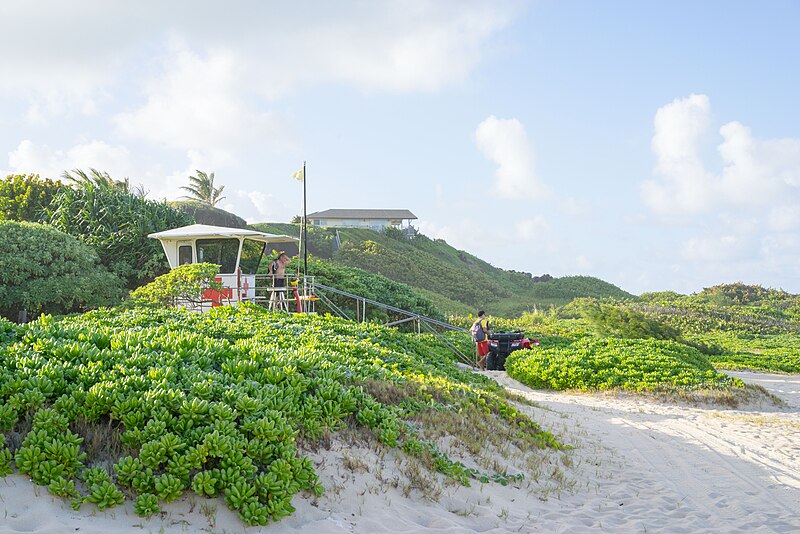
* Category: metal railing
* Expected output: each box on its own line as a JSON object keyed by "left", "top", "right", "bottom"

{"left": 310, "top": 282, "right": 473, "bottom": 366}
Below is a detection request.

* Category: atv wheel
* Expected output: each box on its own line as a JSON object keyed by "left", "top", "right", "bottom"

{"left": 497, "top": 354, "right": 507, "bottom": 371}
{"left": 486, "top": 351, "right": 498, "bottom": 371}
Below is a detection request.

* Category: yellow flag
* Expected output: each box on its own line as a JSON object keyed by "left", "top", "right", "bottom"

{"left": 291, "top": 167, "right": 304, "bottom": 182}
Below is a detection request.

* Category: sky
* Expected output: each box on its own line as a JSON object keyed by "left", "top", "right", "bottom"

{"left": 2, "top": 0, "right": 799, "bottom": 295}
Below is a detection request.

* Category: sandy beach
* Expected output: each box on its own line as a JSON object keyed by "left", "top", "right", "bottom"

{"left": 1, "top": 371, "right": 798, "bottom": 533}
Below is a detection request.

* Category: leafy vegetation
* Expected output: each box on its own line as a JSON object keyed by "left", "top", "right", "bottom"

{"left": 0, "top": 304, "right": 558, "bottom": 525}
{"left": 45, "top": 175, "right": 194, "bottom": 288}
{"left": 0, "top": 221, "right": 124, "bottom": 319}
{"left": 505, "top": 337, "right": 742, "bottom": 393}
{"left": 638, "top": 285, "right": 800, "bottom": 335}
{"left": 570, "top": 298, "right": 679, "bottom": 340}
{"left": 694, "top": 332, "right": 800, "bottom": 373}
{"left": 302, "top": 259, "right": 443, "bottom": 322}
{"left": 635, "top": 285, "right": 800, "bottom": 373}
{"left": 129, "top": 263, "right": 222, "bottom": 307}
{"left": 63, "top": 168, "right": 149, "bottom": 197}
{"left": 0, "top": 174, "right": 65, "bottom": 222}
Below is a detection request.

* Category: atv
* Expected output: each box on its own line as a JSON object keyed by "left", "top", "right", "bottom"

{"left": 486, "top": 331, "right": 538, "bottom": 371}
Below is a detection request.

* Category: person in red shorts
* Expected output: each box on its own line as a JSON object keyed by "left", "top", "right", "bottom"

{"left": 471, "top": 310, "right": 490, "bottom": 371}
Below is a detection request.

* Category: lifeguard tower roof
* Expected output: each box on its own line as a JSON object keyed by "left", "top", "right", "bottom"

{"left": 149, "top": 224, "right": 299, "bottom": 272}
{"left": 148, "top": 224, "right": 297, "bottom": 244}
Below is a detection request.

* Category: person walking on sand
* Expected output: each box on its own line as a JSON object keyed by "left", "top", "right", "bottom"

{"left": 471, "top": 310, "right": 490, "bottom": 371}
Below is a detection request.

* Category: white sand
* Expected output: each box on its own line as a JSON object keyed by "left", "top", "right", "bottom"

{"left": 1, "top": 371, "right": 798, "bottom": 533}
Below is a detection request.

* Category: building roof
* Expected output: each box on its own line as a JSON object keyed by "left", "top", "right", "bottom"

{"left": 148, "top": 224, "right": 298, "bottom": 244}
{"left": 306, "top": 209, "right": 417, "bottom": 220}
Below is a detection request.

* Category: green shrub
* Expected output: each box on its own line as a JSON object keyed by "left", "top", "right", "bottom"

{"left": 0, "top": 174, "right": 65, "bottom": 222}
{"left": 574, "top": 298, "right": 679, "bottom": 340}
{"left": 0, "top": 221, "right": 124, "bottom": 319}
{"left": 637, "top": 285, "right": 800, "bottom": 335}
{"left": 130, "top": 263, "right": 222, "bottom": 307}
{"left": 698, "top": 282, "right": 772, "bottom": 306}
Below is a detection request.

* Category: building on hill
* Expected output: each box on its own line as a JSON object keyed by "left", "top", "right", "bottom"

{"left": 308, "top": 209, "right": 417, "bottom": 231}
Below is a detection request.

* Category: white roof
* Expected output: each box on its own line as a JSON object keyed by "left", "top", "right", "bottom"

{"left": 148, "top": 224, "right": 298, "bottom": 244}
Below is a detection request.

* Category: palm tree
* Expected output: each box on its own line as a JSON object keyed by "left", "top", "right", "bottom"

{"left": 181, "top": 170, "right": 225, "bottom": 207}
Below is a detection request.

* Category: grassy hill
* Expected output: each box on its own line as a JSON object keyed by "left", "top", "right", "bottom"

{"left": 252, "top": 223, "right": 634, "bottom": 317}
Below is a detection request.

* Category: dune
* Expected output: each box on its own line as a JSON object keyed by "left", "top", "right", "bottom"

{"left": 1, "top": 372, "right": 798, "bottom": 533}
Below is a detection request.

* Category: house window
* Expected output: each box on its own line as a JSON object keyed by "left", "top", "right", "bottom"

{"left": 178, "top": 245, "right": 193, "bottom": 265}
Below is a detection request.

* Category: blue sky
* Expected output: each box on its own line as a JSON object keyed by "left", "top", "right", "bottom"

{"left": 2, "top": 1, "right": 799, "bottom": 295}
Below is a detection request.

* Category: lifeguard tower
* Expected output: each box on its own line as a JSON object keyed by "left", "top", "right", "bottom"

{"left": 148, "top": 224, "right": 302, "bottom": 310}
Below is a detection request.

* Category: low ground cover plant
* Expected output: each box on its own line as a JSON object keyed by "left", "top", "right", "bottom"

{"left": 698, "top": 332, "right": 800, "bottom": 373}
{"left": 504, "top": 337, "right": 744, "bottom": 392}
{"left": 0, "top": 304, "right": 558, "bottom": 525}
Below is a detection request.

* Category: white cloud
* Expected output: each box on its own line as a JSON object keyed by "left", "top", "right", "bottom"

{"left": 114, "top": 39, "right": 291, "bottom": 160}
{"left": 1, "top": 1, "right": 516, "bottom": 123}
{"left": 718, "top": 121, "right": 800, "bottom": 206}
{"left": 235, "top": 190, "right": 296, "bottom": 224}
{"left": 515, "top": 216, "right": 549, "bottom": 240}
{"left": 108, "top": 1, "right": 516, "bottom": 158}
{"left": 643, "top": 94, "right": 800, "bottom": 217}
{"left": 760, "top": 233, "right": 800, "bottom": 268}
{"left": 642, "top": 94, "right": 715, "bottom": 214}
{"left": 643, "top": 94, "right": 800, "bottom": 281}
{"left": 475, "top": 115, "right": 549, "bottom": 199}
{"left": 682, "top": 233, "right": 757, "bottom": 263}
{"left": 418, "top": 219, "right": 481, "bottom": 252}
{"left": 0, "top": 2, "right": 141, "bottom": 121}
{"left": 7, "top": 139, "right": 135, "bottom": 180}
{"left": 279, "top": 1, "right": 514, "bottom": 94}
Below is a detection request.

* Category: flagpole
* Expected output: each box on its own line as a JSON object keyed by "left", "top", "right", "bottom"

{"left": 302, "top": 161, "right": 307, "bottom": 277}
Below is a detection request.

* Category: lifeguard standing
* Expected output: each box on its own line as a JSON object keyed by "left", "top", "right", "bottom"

{"left": 268, "top": 252, "right": 291, "bottom": 311}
